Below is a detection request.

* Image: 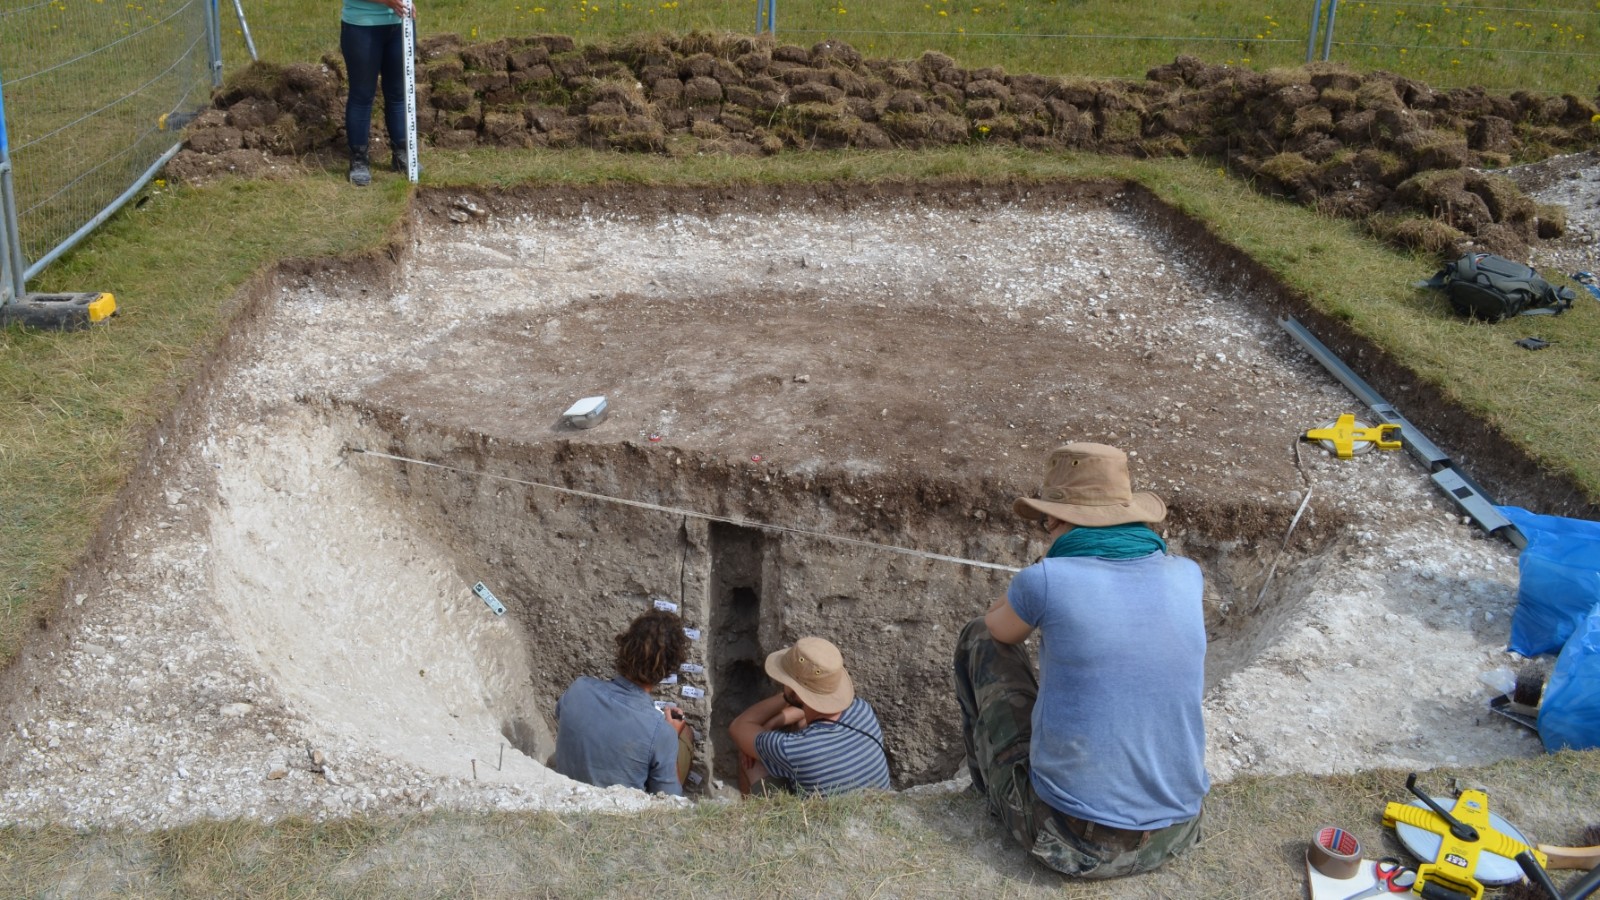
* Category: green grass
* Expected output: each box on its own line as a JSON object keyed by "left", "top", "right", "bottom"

{"left": 223, "top": 0, "right": 1600, "bottom": 92}
{"left": 0, "top": 174, "right": 409, "bottom": 661}
{"left": 1, "top": 755, "right": 1597, "bottom": 897}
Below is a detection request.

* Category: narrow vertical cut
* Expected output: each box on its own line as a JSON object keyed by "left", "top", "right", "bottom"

{"left": 707, "top": 522, "right": 766, "bottom": 784}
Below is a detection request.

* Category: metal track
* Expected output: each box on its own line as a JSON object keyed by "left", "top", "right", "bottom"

{"left": 1280, "top": 316, "right": 1525, "bottom": 549}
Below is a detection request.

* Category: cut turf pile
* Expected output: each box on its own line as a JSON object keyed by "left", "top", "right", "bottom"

{"left": 168, "top": 32, "right": 1599, "bottom": 260}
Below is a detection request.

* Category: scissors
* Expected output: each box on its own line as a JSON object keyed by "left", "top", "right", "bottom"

{"left": 1341, "top": 858, "right": 1418, "bottom": 900}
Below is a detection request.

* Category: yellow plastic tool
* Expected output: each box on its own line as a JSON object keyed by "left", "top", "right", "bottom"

{"left": 1382, "top": 782, "right": 1547, "bottom": 900}
{"left": 1305, "top": 413, "right": 1402, "bottom": 459}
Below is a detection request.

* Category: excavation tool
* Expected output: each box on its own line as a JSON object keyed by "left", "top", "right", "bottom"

{"left": 1539, "top": 843, "right": 1600, "bottom": 872}
{"left": 1382, "top": 773, "right": 1545, "bottom": 899}
{"left": 1304, "top": 413, "right": 1402, "bottom": 459}
{"left": 1514, "top": 845, "right": 1600, "bottom": 899}
{"left": 1280, "top": 317, "right": 1526, "bottom": 549}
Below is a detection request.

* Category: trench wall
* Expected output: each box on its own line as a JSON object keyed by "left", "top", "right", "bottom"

{"left": 341, "top": 402, "right": 1331, "bottom": 789}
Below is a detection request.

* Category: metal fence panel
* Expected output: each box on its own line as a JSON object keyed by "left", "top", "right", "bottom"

{"left": 1314, "top": 0, "right": 1600, "bottom": 92}
{"left": 1, "top": 0, "right": 214, "bottom": 276}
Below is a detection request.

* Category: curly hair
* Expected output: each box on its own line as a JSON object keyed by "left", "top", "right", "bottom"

{"left": 615, "top": 609, "right": 690, "bottom": 686}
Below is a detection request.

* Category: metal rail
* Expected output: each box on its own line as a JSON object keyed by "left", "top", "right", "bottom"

{"left": 1280, "top": 316, "right": 1525, "bottom": 549}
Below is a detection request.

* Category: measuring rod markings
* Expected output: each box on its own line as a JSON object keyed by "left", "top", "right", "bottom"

{"left": 401, "top": 0, "right": 418, "bottom": 183}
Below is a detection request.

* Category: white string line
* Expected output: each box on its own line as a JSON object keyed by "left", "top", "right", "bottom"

{"left": 348, "top": 447, "right": 1023, "bottom": 574}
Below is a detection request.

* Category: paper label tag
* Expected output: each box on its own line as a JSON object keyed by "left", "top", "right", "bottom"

{"left": 653, "top": 598, "right": 679, "bottom": 613}
{"left": 681, "top": 685, "right": 705, "bottom": 699}
{"left": 683, "top": 628, "right": 701, "bottom": 641}
{"left": 658, "top": 674, "right": 679, "bottom": 685}
{"left": 687, "top": 771, "right": 703, "bottom": 786}
{"left": 679, "top": 663, "right": 704, "bottom": 674}
{"left": 471, "top": 582, "right": 507, "bottom": 616}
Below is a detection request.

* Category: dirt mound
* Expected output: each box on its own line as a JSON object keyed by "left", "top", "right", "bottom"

{"left": 168, "top": 34, "right": 1600, "bottom": 258}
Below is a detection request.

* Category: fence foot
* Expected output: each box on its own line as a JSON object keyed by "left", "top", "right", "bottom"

{"left": 0, "top": 292, "right": 116, "bottom": 330}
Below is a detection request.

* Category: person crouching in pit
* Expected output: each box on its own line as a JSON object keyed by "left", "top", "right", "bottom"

{"left": 729, "top": 636, "right": 891, "bottom": 797}
{"left": 552, "top": 609, "right": 694, "bottom": 795}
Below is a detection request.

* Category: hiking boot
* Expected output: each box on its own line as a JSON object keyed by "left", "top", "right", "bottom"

{"left": 390, "top": 146, "right": 419, "bottom": 176}
{"left": 348, "top": 146, "right": 371, "bottom": 187}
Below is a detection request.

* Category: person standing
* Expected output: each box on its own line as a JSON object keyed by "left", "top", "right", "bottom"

{"left": 729, "top": 636, "right": 891, "bottom": 796}
{"left": 552, "top": 609, "right": 695, "bottom": 796}
{"left": 339, "top": 0, "right": 413, "bottom": 185}
{"left": 953, "top": 441, "right": 1208, "bottom": 878}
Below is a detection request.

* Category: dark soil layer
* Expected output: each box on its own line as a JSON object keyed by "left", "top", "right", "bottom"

{"left": 169, "top": 33, "right": 1599, "bottom": 260}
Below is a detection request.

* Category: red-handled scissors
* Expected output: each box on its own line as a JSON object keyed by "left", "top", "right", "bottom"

{"left": 1341, "top": 858, "right": 1418, "bottom": 900}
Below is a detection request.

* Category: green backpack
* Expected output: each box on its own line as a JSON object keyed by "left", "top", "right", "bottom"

{"left": 1421, "top": 253, "right": 1576, "bottom": 321}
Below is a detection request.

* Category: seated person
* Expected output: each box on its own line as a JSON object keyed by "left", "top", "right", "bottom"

{"left": 729, "top": 636, "right": 890, "bottom": 796}
{"left": 552, "top": 609, "right": 694, "bottom": 795}
{"left": 954, "top": 441, "right": 1208, "bottom": 879}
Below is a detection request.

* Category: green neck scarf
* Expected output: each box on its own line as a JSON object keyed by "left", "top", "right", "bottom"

{"left": 1046, "top": 522, "right": 1167, "bottom": 560}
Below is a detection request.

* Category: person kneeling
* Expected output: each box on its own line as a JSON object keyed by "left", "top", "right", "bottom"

{"left": 729, "top": 637, "right": 890, "bottom": 797}
{"left": 552, "top": 609, "right": 694, "bottom": 796}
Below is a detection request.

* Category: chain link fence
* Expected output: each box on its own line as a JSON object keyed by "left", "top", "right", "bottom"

{"left": 233, "top": 0, "right": 1598, "bottom": 93}
{"left": 2, "top": 0, "right": 1597, "bottom": 306}
{"left": 1308, "top": 0, "right": 1600, "bottom": 94}
{"left": 0, "top": 0, "right": 215, "bottom": 301}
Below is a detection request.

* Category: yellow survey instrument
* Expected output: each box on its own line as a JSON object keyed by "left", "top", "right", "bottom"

{"left": 1382, "top": 774, "right": 1546, "bottom": 900}
{"left": 1304, "top": 413, "right": 1402, "bottom": 459}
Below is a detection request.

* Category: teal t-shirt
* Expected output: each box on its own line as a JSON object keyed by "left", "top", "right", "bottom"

{"left": 341, "top": 0, "right": 400, "bottom": 27}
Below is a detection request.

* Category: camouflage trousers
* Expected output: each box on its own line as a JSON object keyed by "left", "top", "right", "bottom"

{"left": 951, "top": 617, "right": 1204, "bottom": 879}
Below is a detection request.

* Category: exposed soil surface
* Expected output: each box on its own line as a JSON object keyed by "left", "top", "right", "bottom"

{"left": 3, "top": 179, "right": 1583, "bottom": 828}
{"left": 167, "top": 34, "right": 1600, "bottom": 262}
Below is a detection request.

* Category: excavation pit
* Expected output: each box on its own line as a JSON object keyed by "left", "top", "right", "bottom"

{"left": 0, "top": 182, "right": 1542, "bottom": 826}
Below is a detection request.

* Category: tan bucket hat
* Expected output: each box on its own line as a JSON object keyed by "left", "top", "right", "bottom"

{"left": 764, "top": 637, "right": 855, "bottom": 715}
{"left": 1012, "top": 442, "right": 1167, "bottom": 528}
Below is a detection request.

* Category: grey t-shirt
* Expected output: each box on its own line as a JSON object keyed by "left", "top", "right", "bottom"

{"left": 1007, "top": 552, "right": 1209, "bottom": 830}
{"left": 552, "top": 675, "right": 682, "bottom": 796}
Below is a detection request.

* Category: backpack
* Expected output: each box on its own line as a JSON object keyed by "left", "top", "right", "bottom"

{"left": 1421, "top": 253, "right": 1576, "bottom": 321}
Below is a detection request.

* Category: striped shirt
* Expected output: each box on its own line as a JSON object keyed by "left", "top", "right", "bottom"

{"left": 754, "top": 698, "right": 890, "bottom": 795}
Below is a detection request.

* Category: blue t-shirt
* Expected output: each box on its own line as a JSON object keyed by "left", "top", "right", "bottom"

{"left": 553, "top": 675, "right": 682, "bottom": 796}
{"left": 754, "top": 698, "right": 890, "bottom": 795}
{"left": 1007, "top": 552, "right": 1209, "bottom": 830}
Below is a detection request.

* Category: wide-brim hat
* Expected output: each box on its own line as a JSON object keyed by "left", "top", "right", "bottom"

{"left": 764, "top": 637, "right": 854, "bottom": 715}
{"left": 1012, "top": 441, "right": 1167, "bottom": 528}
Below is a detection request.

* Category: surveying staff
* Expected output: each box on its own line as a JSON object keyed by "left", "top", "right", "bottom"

{"left": 339, "top": 0, "right": 414, "bottom": 186}
{"left": 953, "top": 442, "right": 1208, "bottom": 879}
{"left": 552, "top": 609, "right": 695, "bottom": 796}
{"left": 729, "top": 637, "right": 890, "bottom": 796}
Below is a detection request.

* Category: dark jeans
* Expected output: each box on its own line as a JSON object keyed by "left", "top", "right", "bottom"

{"left": 340, "top": 20, "right": 406, "bottom": 152}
